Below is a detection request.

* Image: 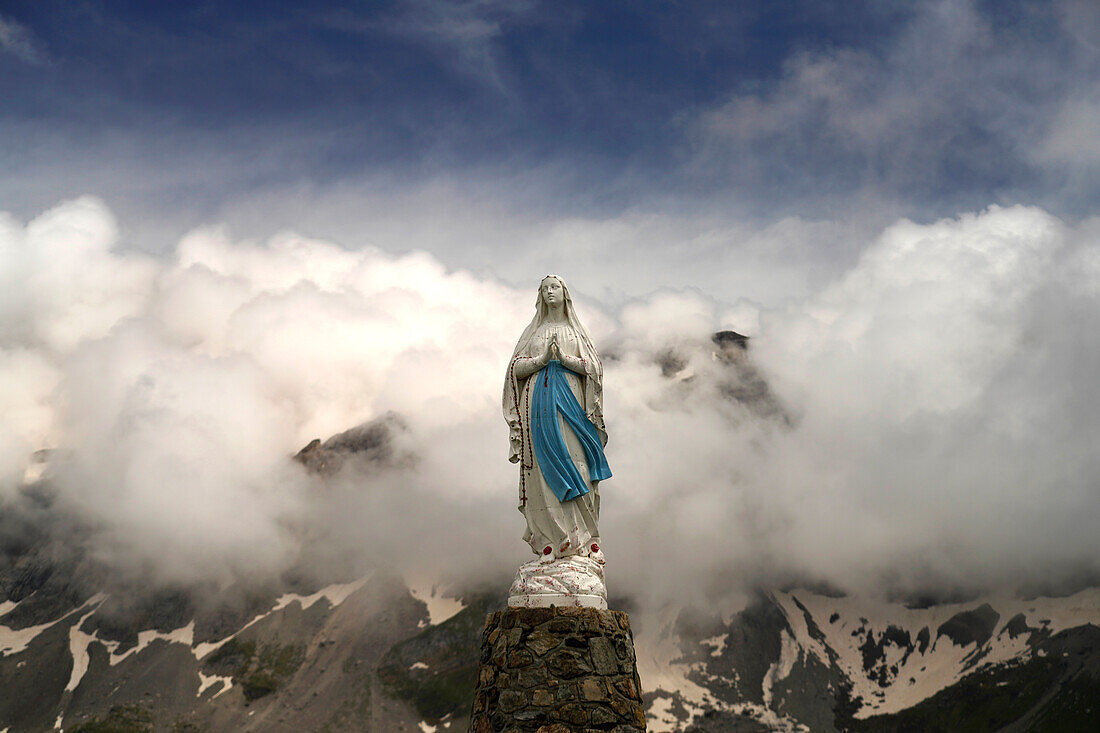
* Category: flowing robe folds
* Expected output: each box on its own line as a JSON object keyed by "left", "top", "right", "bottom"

{"left": 504, "top": 322, "right": 610, "bottom": 557}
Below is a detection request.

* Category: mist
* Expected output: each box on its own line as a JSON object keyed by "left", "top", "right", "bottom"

{"left": 1, "top": 196, "right": 1098, "bottom": 607}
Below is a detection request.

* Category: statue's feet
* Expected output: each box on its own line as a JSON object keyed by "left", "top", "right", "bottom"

{"left": 587, "top": 541, "right": 606, "bottom": 565}
{"left": 538, "top": 546, "right": 556, "bottom": 564}
{"left": 509, "top": 550, "right": 608, "bottom": 609}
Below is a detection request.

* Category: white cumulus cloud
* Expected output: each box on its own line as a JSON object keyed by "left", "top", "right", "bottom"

{"left": 0, "top": 196, "right": 1098, "bottom": 602}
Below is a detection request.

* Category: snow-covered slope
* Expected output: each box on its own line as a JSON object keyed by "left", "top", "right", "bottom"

{"left": 637, "top": 587, "right": 1100, "bottom": 731}
{"left": 773, "top": 587, "right": 1100, "bottom": 719}
{"left": 2, "top": 565, "right": 1099, "bottom": 732}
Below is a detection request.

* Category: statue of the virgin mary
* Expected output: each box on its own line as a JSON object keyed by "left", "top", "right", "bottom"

{"left": 503, "top": 276, "right": 612, "bottom": 608}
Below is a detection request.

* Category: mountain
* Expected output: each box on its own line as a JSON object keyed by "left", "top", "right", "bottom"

{"left": 2, "top": 337, "right": 1097, "bottom": 731}
{"left": 3, "top": 489, "right": 1098, "bottom": 733}
{"left": 639, "top": 588, "right": 1100, "bottom": 732}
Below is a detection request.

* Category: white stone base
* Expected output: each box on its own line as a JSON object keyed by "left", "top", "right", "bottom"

{"left": 507, "top": 555, "right": 607, "bottom": 610}
{"left": 508, "top": 593, "right": 607, "bottom": 609}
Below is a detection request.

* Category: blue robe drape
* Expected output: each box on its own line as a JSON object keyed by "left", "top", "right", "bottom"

{"left": 530, "top": 360, "right": 612, "bottom": 502}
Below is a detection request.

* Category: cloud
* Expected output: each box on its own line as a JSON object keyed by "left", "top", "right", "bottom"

{"left": 747, "top": 205, "right": 1091, "bottom": 591}
{"left": 689, "top": 0, "right": 1100, "bottom": 214}
{"left": 325, "top": 0, "right": 537, "bottom": 92}
{"left": 0, "top": 15, "right": 46, "bottom": 65}
{"left": 1, "top": 196, "right": 1098, "bottom": 603}
{"left": 1037, "top": 95, "right": 1100, "bottom": 168}
{"left": 4, "top": 0, "right": 1099, "bottom": 262}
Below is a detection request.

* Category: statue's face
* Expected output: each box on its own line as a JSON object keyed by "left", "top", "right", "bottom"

{"left": 541, "top": 278, "right": 564, "bottom": 306}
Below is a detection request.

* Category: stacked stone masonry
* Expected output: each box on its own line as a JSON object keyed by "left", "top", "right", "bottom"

{"left": 469, "top": 607, "right": 646, "bottom": 733}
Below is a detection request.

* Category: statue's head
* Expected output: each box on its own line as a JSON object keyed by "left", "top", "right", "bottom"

{"left": 539, "top": 275, "right": 566, "bottom": 308}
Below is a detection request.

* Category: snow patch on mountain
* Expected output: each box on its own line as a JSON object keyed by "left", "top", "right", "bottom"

{"left": 0, "top": 617, "right": 55, "bottom": 657}
{"left": 1017, "top": 587, "right": 1100, "bottom": 633}
{"left": 646, "top": 695, "right": 688, "bottom": 733}
{"left": 637, "top": 609, "right": 727, "bottom": 732}
{"left": 737, "top": 703, "right": 810, "bottom": 732}
{"left": 770, "top": 592, "right": 831, "bottom": 663}
{"left": 272, "top": 576, "right": 371, "bottom": 613}
{"left": 0, "top": 594, "right": 105, "bottom": 657}
{"left": 405, "top": 574, "right": 465, "bottom": 626}
{"left": 772, "top": 587, "right": 1100, "bottom": 718}
{"left": 192, "top": 610, "right": 275, "bottom": 661}
{"left": 197, "top": 670, "right": 233, "bottom": 698}
{"left": 699, "top": 633, "right": 727, "bottom": 657}
{"left": 110, "top": 621, "right": 195, "bottom": 666}
{"left": 418, "top": 720, "right": 454, "bottom": 733}
{"left": 192, "top": 576, "right": 371, "bottom": 660}
{"left": 762, "top": 629, "right": 800, "bottom": 708}
{"left": 65, "top": 604, "right": 105, "bottom": 691}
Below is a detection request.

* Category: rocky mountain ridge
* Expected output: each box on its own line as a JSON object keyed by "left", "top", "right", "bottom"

{"left": 642, "top": 587, "right": 1100, "bottom": 732}
{"left": 2, "top": 335, "right": 1097, "bottom": 731}
{"left": 2, "top": 554, "right": 1098, "bottom": 732}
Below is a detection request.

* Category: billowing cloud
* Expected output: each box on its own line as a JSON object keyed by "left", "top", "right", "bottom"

{"left": 1, "top": 196, "right": 1098, "bottom": 604}
{"left": 691, "top": 0, "right": 1100, "bottom": 213}
{"left": 0, "top": 15, "right": 46, "bottom": 65}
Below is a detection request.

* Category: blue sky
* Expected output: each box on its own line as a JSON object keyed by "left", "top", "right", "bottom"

{"left": 3, "top": 1, "right": 1100, "bottom": 596}
{"left": 2, "top": 0, "right": 1099, "bottom": 299}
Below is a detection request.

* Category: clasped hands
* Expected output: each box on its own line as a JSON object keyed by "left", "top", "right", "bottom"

{"left": 535, "top": 332, "right": 562, "bottom": 367}
{"left": 533, "top": 333, "right": 582, "bottom": 374}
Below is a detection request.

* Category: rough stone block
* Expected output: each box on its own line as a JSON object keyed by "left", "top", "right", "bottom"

{"left": 467, "top": 607, "right": 645, "bottom": 733}
{"left": 614, "top": 637, "right": 635, "bottom": 662}
{"left": 531, "top": 689, "right": 553, "bottom": 706}
{"left": 613, "top": 676, "right": 637, "bottom": 699}
{"left": 499, "top": 690, "right": 527, "bottom": 713}
{"left": 514, "top": 708, "right": 546, "bottom": 723}
{"left": 609, "top": 694, "right": 639, "bottom": 719}
{"left": 548, "top": 617, "right": 576, "bottom": 633}
{"left": 507, "top": 649, "right": 533, "bottom": 668}
{"left": 535, "top": 725, "right": 570, "bottom": 733}
{"left": 581, "top": 678, "right": 607, "bottom": 701}
{"left": 516, "top": 665, "right": 548, "bottom": 688}
{"left": 589, "top": 637, "right": 619, "bottom": 675}
{"left": 555, "top": 681, "right": 577, "bottom": 702}
{"left": 547, "top": 649, "right": 592, "bottom": 678}
{"left": 528, "top": 630, "right": 563, "bottom": 656}
{"left": 590, "top": 706, "right": 619, "bottom": 725}
{"left": 558, "top": 703, "right": 588, "bottom": 725}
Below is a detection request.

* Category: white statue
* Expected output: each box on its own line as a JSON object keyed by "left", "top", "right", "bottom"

{"left": 503, "top": 276, "right": 612, "bottom": 608}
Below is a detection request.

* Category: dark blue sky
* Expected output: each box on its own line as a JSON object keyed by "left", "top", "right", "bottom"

{"left": 2, "top": 3, "right": 901, "bottom": 172}
{"left": 2, "top": 0, "right": 1098, "bottom": 256}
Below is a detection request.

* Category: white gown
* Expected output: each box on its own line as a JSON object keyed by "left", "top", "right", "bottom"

{"left": 513, "top": 323, "right": 601, "bottom": 557}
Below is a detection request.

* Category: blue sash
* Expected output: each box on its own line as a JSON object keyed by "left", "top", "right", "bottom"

{"left": 531, "top": 360, "right": 612, "bottom": 502}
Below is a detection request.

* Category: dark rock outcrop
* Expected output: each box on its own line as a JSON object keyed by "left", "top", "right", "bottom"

{"left": 294, "top": 413, "right": 408, "bottom": 477}
{"left": 936, "top": 603, "right": 1000, "bottom": 648}
{"left": 469, "top": 607, "right": 646, "bottom": 732}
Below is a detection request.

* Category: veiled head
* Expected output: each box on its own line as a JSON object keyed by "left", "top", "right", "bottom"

{"left": 538, "top": 275, "right": 567, "bottom": 309}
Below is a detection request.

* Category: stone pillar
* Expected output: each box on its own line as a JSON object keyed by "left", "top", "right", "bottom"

{"left": 468, "top": 607, "right": 646, "bottom": 733}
